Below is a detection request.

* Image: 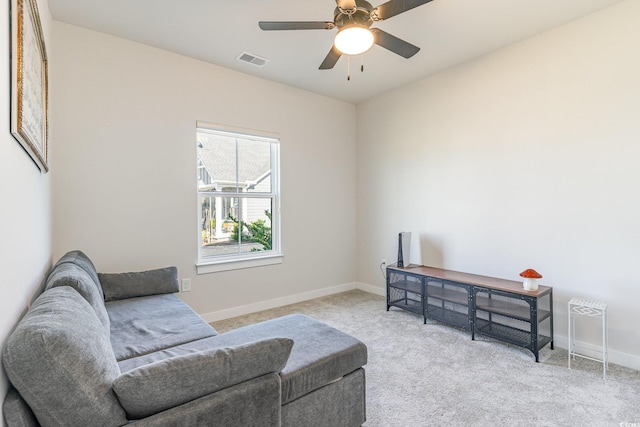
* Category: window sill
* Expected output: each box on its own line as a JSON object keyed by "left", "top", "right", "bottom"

{"left": 197, "top": 254, "right": 283, "bottom": 274}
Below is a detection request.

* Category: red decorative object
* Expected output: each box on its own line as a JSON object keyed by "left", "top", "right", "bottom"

{"left": 519, "top": 269, "right": 542, "bottom": 279}
{"left": 519, "top": 269, "right": 542, "bottom": 291}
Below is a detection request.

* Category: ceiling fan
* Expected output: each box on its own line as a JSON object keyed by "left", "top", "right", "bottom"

{"left": 259, "top": 0, "right": 434, "bottom": 72}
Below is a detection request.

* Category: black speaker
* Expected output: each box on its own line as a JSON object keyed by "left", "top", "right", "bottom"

{"left": 397, "top": 232, "right": 411, "bottom": 268}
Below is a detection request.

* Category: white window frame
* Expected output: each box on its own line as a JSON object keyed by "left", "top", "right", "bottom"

{"left": 196, "top": 122, "right": 282, "bottom": 274}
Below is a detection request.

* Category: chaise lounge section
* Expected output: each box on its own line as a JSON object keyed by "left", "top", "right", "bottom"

{"left": 2, "top": 251, "right": 367, "bottom": 427}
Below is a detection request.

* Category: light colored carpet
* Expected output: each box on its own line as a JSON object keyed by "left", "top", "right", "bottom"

{"left": 212, "top": 290, "right": 640, "bottom": 426}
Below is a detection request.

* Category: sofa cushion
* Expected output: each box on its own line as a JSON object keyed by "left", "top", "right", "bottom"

{"left": 119, "top": 314, "right": 368, "bottom": 405}
{"left": 45, "top": 262, "right": 110, "bottom": 331}
{"left": 117, "top": 335, "right": 221, "bottom": 373}
{"left": 54, "top": 250, "right": 104, "bottom": 300}
{"left": 99, "top": 266, "right": 178, "bottom": 301}
{"left": 2, "top": 388, "right": 39, "bottom": 427}
{"left": 112, "top": 338, "right": 293, "bottom": 419}
{"left": 107, "top": 293, "right": 217, "bottom": 361}
{"left": 2, "top": 287, "right": 128, "bottom": 427}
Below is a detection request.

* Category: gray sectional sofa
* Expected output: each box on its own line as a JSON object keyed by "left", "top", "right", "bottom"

{"left": 2, "top": 251, "right": 367, "bottom": 427}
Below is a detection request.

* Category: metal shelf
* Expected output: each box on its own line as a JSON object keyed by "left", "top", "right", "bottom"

{"left": 389, "top": 297, "right": 423, "bottom": 315}
{"left": 426, "top": 285, "right": 469, "bottom": 306}
{"left": 475, "top": 318, "right": 552, "bottom": 350}
{"left": 387, "top": 274, "right": 426, "bottom": 322}
{"left": 475, "top": 296, "right": 551, "bottom": 323}
{"left": 386, "top": 266, "right": 554, "bottom": 362}
{"left": 426, "top": 304, "right": 470, "bottom": 330}
{"left": 389, "top": 279, "right": 422, "bottom": 295}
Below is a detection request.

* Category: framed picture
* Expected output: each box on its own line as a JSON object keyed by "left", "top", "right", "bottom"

{"left": 11, "top": 0, "right": 49, "bottom": 172}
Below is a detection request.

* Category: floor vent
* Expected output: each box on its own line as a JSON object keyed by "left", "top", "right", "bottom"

{"left": 236, "top": 52, "right": 269, "bottom": 67}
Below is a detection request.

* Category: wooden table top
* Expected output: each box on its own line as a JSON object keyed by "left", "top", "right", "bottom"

{"left": 388, "top": 265, "right": 552, "bottom": 297}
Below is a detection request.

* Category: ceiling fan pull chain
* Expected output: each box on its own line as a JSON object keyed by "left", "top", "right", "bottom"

{"left": 361, "top": 55, "right": 364, "bottom": 72}
{"left": 347, "top": 56, "right": 351, "bottom": 81}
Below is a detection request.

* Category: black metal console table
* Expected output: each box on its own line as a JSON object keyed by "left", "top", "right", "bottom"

{"left": 386, "top": 265, "right": 554, "bottom": 362}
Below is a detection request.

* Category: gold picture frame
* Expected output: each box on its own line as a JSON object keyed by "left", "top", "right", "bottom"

{"left": 11, "top": 0, "right": 49, "bottom": 172}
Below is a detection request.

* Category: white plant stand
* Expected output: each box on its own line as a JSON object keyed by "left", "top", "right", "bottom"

{"left": 568, "top": 297, "right": 607, "bottom": 379}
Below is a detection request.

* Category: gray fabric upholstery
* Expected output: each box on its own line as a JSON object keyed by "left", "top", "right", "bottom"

{"left": 3, "top": 250, "right": 367, "bottom": 426}
{"left": 113, "top": 338, "right": 293, "bottom": 419}
{"left": 190, "top": 314, "right": 368, "bottom": 404}
{"left": 2, "top": 388, "right": 39, "bottom": 427}
{"left": 281, "top": 368, "right": 366, "bottom": 427}
{"left": 117, "top": 335, "right": 222, "bottom": 373}
{"left": 106, "top": 293, "right": 217, "bottom": 361}
{"left": 131, "top": 373, "right": 282, "bottom": 427}
{"left": 54, "top": 250, "right": 104, "bottom": 300}
{"left": 2, "top": 287, "right": 128, "bottom": 427}
{"left": 44, "top": 262, "right": 111, "bottom": 331}
{"left": 99, "top": 267, "right": 178, "bottom": 301}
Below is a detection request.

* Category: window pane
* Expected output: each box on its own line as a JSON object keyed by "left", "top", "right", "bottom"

{"left": 200, "top": 196, "right": 273, "bottom": 258}
{"left": 197, "top": 132, "right": 237, "bottom": 193}
{"left": 200, "top": 196, "right": 241, "bottom": 257}
{"left": 238, "top": 198, "right": 273, "bottom": 254}
{"left": 238, "top": 139, "right": 272, "bottom": 193}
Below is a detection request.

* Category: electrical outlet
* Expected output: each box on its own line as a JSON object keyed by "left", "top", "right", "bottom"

{"left": 181, "top": 278, "right": 192, "bottom": 292}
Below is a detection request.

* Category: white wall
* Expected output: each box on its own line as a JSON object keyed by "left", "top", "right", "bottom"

{"left": 357, "top": 0, "right": 640, "bottom": 369}
{"left": 0, "top": 0, "right": 53, "bottom": 424}
{"left": 51, "top": 23, "right": 357, "bottom": 317}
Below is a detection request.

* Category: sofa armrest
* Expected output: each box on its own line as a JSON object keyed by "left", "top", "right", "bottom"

{"left": 112, "top": 337, "right": 293, "bottom": 419}
{"left": 98, "top": 267, "right": 178, "bottom": 301}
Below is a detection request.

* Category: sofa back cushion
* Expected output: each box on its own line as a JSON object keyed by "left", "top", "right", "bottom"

{"left": 45, "top": 262, "right": 110, "bottom": 332}
{"left": 54, "top": 250, "right": 104, "bottom": 300}
{"left": 2, "top": 287, "right": 128, "bottom": 427}
{"left": 98, "top": 266, "right": 179, "bottom": 302}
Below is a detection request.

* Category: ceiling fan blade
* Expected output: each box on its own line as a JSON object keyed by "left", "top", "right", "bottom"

{"left": 374, "top": 0, "right": 434, "bottom": 21}
{"left": 259, "top": 21, "right": 334, "bottom": 31}
{"left": 336, "top": 0, "right": 357, "bottom": 10}
{"left": 319, "top": 46, "right": 342, "bottom": 70}
{"left": 371, "top": 28, "right": 420, "bottom": 58}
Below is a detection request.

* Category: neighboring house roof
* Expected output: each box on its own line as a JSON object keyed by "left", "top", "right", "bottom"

{"left": 197, "top": 133, "right": 271, "bottom": 190}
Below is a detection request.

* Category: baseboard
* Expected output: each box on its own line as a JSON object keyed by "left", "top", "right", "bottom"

{"left": 355, "top": 282, "right": 385, "bottom": 296}
{"left": 201, "top": 282, "right": 359, "bottom": 323}
{"left": 553, "top": 336, "right": 640, "bottom": 371}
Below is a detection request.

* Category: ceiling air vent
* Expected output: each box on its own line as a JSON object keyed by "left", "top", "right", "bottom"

{"left": 236, "top": 52, "right": 269, "bottom": 68}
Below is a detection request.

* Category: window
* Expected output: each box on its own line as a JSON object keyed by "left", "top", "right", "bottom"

{"left": 196, "top": 123, "right": 281, "bottom": 273}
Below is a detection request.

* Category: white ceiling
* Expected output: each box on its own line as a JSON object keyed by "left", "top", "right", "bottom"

{"left": 48, "top": 0, "right": 626, "bottom": 104}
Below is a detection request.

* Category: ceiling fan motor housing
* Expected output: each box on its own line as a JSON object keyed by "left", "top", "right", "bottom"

{"left": 334, "top": 0, "right": 375, "bottom": 29}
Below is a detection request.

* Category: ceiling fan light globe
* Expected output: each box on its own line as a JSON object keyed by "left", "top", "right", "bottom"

{"left": 334, "top": 26, "right": 374, "bottom": 55}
